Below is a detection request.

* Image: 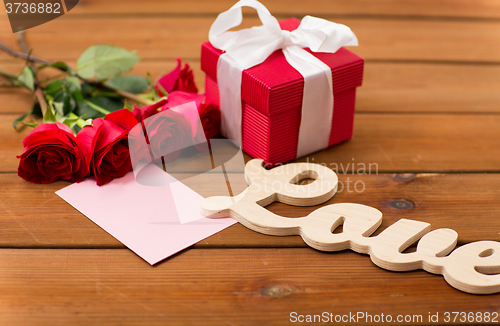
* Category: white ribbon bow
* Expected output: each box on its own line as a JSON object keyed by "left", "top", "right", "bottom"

{"left": 209, "top": 0, "right": 358, "bottom": 158}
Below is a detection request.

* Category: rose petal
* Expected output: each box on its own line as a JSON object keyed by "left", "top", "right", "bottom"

{"left": 132, "top": 99, "right": 168, "bottom": 122}
{"left": 199, "top": 103, "right": 221, "bottom": 139}
{"left": 17, "top": 123, "right": 89, "bottom": 184}
{"left": 94, "top": 120, "right": 128, "bottom": 152}
{"left": 105, "top": 109, "right": 139, "bottom": 131}
{"left": 156, "top": 58, "right": 182, "bottom": 95}
{"left": 162, "top": 91, "right": 204, "bottom": 110}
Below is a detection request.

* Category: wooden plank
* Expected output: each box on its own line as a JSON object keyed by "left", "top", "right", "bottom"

{"left": 0, "top": 248, "right": 497, "bottom": 325}
{"left": 1, "top": 172, "right": 499, "bottom": 248}
{"left": 3, "top": 0, "right": 500, "bottom": 19}
{"left": 1, "top": 17, "right": 499, "bottom": 63}
{"left": 0, "top": 87, "right": 35, "bottom": 115}
{"left": 297, "top": 113, "right": 500, "bottom": 172}
{"left": 3, "top": 60, "right": 500, "bottom": 115}
{"left": 2, "top": 113, "right": 500, "bottom": 173}
{"left": 358, "top": 62, "right": 500, "bottom": 113}
{"left": 0, "top": 114, "right": 37, "bottom": 173}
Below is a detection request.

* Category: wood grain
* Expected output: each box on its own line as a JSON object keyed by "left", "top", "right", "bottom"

{"left": 0, "top": 248, "right": 497, "bottom": 325}
{"left": 0, "top": 0, "right": 498, "bottom": 320}
{"left": 3, "top": 113, "right": 500, "bottom": 173}
{"left": 298, "top": 113, "right": 500, "bottom": 172}
{"left": 358, "top": 62, "right": 500, "bottom": 113}
{"left": 1, "top": 172, "right": 499, "bottom": 249}
{"left": 201, "top": 159, "right": 500, "bottom": 294}
{"left": 1, "top": 17, "right": 500, "bottom": 63}
{"left": 3, "top": 61, "right": 500, "bottom": 115}
{"left": 6, "top": 0, "right": 500, "bottom": 19}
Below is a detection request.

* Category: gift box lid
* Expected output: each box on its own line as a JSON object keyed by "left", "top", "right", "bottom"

{"left": 201, "top": 17, "right": 364, "bottom": 116}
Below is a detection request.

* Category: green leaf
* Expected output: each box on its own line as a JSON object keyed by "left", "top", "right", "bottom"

{"left": 145, "top": 71, "right": 159, "bottom": 101}
{"left": 124, "top": 101, "right": 134, "bottom": 112}
{"left": 76, "top": 45, "right": 141, "bottom": 80}
{"left": 31, "top": 102, "right": 42, "bottom": 116}
{"left": 79, "top": 118, "right": 93, "bottom": 129}
{"left": 45, "top": 80, "right": 65, "bottom": 99}
{"left": 56, "top": 113, "right": 91, "bottom": 132}
{"left": 52, "top": 101, "right": 65, "bottom": 116}
{"left": 66, "top": 76, "right": 81, "bottom": 91}
{"left": 19, "top": 121, "right": 39, "bottom": 128}
{"left": 66, "top": 79, "right": 84, "bottom": 102}
{"left": 156, "top": 82, "right": 169, "bottom": 97}
{"left": 38, "top": 61, "right": 72, "bottom": 72}
{"left": 44, "top": 79, "right": 82, "bottom": 114}
{"left": 13, "top": 110, "right": 32, "bottom": 129}
{"left": 75, "top": 101, "right": 104, "bottom": 119}
{"left": 63, "top": 93, "right": 77, "bottom": 115}
{"left": 18, "top": 66, "right": 35, "bottom": 91}
{"left": 75, "top": 97, "right": 121, "bottom": 119}
{"left": 87, "top": 96, "right": 123, "bottom": 113}
{"left": 80, "top": 82, "right": 95, "bottom": 95}
{"left": 57, "top": 115, "right": 79, "bottom": 128}
{"left": 81, "top": 99, "right": 111, "bottom": 116}
{"left": 44, "top": 102, "right": 57, "bottom": 124}
{"left": 105, "top": 75, "right": 148, "bottom": 94}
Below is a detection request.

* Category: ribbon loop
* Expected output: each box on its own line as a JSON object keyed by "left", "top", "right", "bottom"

{"left": 209, "top": 0, "right": 282, "bottom": 69}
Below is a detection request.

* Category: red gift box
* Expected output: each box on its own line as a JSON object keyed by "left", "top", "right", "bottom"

{"left": 201, "top": 17, "right": 364, "bottom": 165}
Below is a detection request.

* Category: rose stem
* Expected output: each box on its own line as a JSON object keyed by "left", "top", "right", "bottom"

{"left": 82, "top": 99, "right": 111, "bottom": 116}
{"left": 0, "top": 39, "right": 52, "bottom": 65}
{"left": 17, "top": 31, "right": 39, "bottom": 77}
{"left": 0, "top": 39, "right": 154, "bottom": 106}
{"left": 16, "top": 32, "right": 46, "bottom": 115}
{"left": 34, "top": 88, "right": 47, "bottom": 116}
{"left": 0, "top": 69, "right": 18, "bottom": 83}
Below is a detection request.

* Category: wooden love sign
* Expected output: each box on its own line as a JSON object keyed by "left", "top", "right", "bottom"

{"left": 201, "top": 159, "right": 500, "bottom": 294}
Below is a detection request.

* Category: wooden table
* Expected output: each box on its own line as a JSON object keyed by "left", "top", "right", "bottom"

{"left": 1, "top": 0, "right": 500, "bottom": 324}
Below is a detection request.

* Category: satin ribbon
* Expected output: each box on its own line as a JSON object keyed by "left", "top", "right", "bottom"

{"left": 209, "top": 0, "right": 358, "bottom": 158}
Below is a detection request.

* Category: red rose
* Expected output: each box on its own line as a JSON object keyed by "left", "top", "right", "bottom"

{"left": 198, "top": 103, "right": 221, "bottom": 140}
{"left": 162, "top": 91, "right": 220, "bottom": 140}
{"left": 17, "top": 122, "right": 89, "bottom": 184}
{"left": 130, "top": 93, "right": 221, "bottom": 169}
{"left": 78, "top": 109, "right": 139, "bottom": 186}
{"left": 162, "top": 91, "right": 204, "bottom": 111}
{"left": 143, "top": 108, "right": 192, "bottom": 163}
{"left": 155, "top": 58, "right": 198, "bottom": 96}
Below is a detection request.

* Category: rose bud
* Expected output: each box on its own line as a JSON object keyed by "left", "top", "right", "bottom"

{"left": 155, "top": 58, "right": 198, "bottom": 96}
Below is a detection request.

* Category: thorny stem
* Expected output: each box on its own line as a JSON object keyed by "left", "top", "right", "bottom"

{"left": 34, "top": 88, "right": 47, "bottom": 115}
{"left": 0, "top": 39, "right": 154, "bottom": 106}
{"left": 17, "top": 31, "right": 39, "bottom": 82}
{"left": 0, "top": 69, "right": 18, "bottom": 82}
{"left": 82, "top": 99, "right": 111, "bottom": 116}
{"left": 0, "top": 39, "right": 52, "bottom": 66}
{"left": 111, "top": 87, "right": 154, "bottom": 105}
{"left": 16, "top": 32, "right": 46, "bottom": 119}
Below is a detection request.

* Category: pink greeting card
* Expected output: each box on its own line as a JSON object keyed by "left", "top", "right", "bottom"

{"left": 56, "top": 164, "right": 236, "bottom": 265}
